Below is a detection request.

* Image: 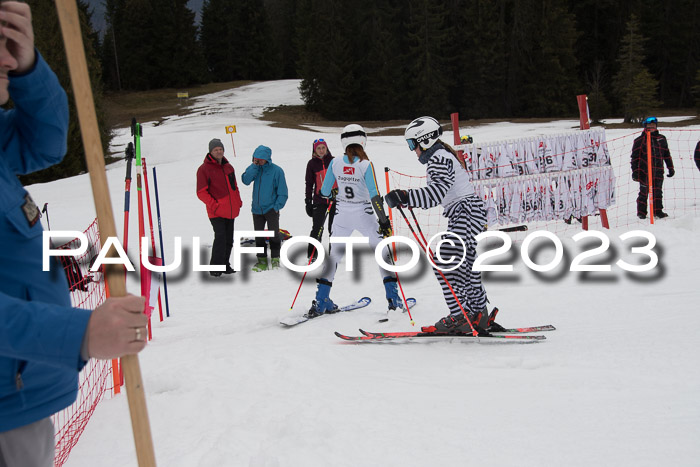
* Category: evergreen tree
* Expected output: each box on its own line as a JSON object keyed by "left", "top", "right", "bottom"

{"left": 585, "top": 61, "right": 612, "bottom": 122}
{"left": 19, "top": 0, "right": 108, "bottom": 184}
{"left": 149, "top": 0, "right": 206, "bottom": 88}
{"left": 459, "top": 0, "right": 508, "bottom": 118}
{"left": 201, "top": 0, "right": 275, "bottom": 81}
{"left": 509, "top": 0, "right": 580, "bottom": 117}
{"left": 363, "top": 1, "right": 406, "bottom": 119}
{"left": 403, "top": 0, "right": 451, "bottom": 117}
{"left": 612, "top": 14, "right": 659, "bottom": 123}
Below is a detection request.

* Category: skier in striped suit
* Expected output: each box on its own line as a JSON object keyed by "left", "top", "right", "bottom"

{"left": 386, "top": 116, "right": 491, "bottom": 334}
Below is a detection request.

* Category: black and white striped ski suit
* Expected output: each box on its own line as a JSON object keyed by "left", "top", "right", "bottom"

{"left": 407, "top": 146, "right": 488, "bottom": 315}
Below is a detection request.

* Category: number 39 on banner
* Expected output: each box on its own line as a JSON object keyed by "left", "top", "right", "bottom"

{"left": 225, "top": 125, "right": 237, "bottom": 157}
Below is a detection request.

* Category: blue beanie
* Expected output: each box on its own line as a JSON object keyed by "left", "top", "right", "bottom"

{"left": 252, "top": 145, "right": 272, "bottom": 161}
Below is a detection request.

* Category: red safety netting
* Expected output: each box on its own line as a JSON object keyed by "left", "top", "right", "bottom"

{"left": 386, "top": 127, "right": 700, "bottom": 242}
{"left": 51, "top": 218, "right": 113, "bottom": 467}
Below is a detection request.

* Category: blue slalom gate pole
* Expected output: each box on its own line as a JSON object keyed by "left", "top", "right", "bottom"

{"left": 152, "top": 167, "right": 170, "bottom": 317}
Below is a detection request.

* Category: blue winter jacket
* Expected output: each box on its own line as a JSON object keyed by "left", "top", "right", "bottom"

{"left": 241, "top": 146, "right": 289, "bottom": 214}
{"left": 0, "top": 53, "right": 89, "bottom": 432}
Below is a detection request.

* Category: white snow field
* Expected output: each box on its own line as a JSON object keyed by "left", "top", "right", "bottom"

{"left": 25, "top": 80, "right": 699, "bottom": 466}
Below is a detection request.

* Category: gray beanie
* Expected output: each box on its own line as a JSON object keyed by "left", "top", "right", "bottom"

{"left": 209, "top": 138, "right": 224, "bottom": 153}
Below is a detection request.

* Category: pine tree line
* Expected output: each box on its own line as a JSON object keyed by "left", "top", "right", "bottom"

{"left": 92, "top": 0, "right": 700, "bottom": 123}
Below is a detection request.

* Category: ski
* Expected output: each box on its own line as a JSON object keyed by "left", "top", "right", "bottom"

{"left": 378, "top": 297, "right": 417, "bottom": 323}
{"left": 488, "top": 324, "right": 556, "bottom": 334}
{"left": 280, "top": 297, "right": 371, "bottom": 327}
{"left": 335, "top": 329, "right": 545, "bottom": 342}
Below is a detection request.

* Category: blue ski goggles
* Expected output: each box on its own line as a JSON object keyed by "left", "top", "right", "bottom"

{"left": 643, "top": 116, "right": 658, "bottom": 126}
{"left": 406, "top": 138, "right": 418, "bottom": 151}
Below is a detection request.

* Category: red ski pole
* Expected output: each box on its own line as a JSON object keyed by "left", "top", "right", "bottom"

{"left": 397, "top": 205, "right": 477, "bottom": 336}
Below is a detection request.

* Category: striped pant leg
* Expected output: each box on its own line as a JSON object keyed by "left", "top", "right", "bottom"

{"left": 432, "top": 198, "right": 488, "bottom": 315}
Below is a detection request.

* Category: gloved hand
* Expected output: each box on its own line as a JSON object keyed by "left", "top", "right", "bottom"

{"left": 667, "top": 167, "right": 675, "bottom": 178}
{"left": 330, "top": 187, "right": 339, "bottom": 199}
{"left": 632, "top": 172, "right": 639, "bottom": 182}
{"left": 378, "top": 218, "right": 393, "bottom": 238}
{"left": 305, "top": 199, "right": 313, "bottom": 217}
{"left": 385, "top": 189, "right": 408, "bottom": 208}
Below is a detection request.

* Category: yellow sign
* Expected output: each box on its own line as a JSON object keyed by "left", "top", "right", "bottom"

{"left": 176, "top": 92, "right": 189, "bottom": 98}
{"left": 225, "top": 125, "right": 237, "bottom": 134}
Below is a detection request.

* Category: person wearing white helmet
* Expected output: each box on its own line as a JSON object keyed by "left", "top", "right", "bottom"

{"left": 305, "top": 124, "right": 402, "bottom": 318}
{"left": 386, "top": 116, "right": 492, "bottom": 335}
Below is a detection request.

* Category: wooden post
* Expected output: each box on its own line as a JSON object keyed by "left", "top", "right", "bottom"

{"left": 54, "top": 1, "right": 156, "bottom": 465}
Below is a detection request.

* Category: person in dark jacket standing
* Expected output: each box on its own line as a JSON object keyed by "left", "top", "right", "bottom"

{"left": 197, "top": 138, "right": 243, "bottom": 276}
{"left": 1, "top": 4, "right": 148, "bottom": 465}
{"left": 305, "top": 138, "right": 335, "bottom": 262}
{"left": 694, "top": 141, "right": 700, "bottom": 172}
{"left": 630, "top": 117, "right": 675, "bottom": 219}
{"left": 241, "top": 145, "right": 288, "bottom": 271}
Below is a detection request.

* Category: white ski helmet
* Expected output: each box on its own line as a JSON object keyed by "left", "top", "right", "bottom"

{"left": 405, "top": 116, "right": 443, "bottom": 150}
{"left": 341, "top": 124, "right": 367, "bottom": 150}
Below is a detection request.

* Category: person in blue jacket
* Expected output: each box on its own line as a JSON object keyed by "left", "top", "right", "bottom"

{"left": 241, "top": 145, "right": 288, "bottom": 271}
{"left": 0, "top": 4, "right": 148, "bottom": 465}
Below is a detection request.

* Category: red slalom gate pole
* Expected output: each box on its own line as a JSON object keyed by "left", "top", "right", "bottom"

{"left": 141, "top": 157, "right": 164, "bottom": 322}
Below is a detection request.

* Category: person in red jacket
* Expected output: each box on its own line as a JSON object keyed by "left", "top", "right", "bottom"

{"left": 305, "top": 138, "right": 335, "bottom": 261}
{"left": 196, "top": 139, "right": 243, "bottom": 276}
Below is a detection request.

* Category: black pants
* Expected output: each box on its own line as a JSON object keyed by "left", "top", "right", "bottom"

{"left": 308, "top": 203, "right": 335, "bottom": 258}
{"left": 253, "top": 210, "right": 281, "bottom": 258}
{"left": 210, "top": 217, "right": 235, "bottom": 266}
{"left": 636, "top": 175, "right": 664, "bottom": 216}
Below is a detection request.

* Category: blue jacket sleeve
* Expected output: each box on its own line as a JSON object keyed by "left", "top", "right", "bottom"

{"left": 364, "top": 162, "right": 381, "bottom": 199}
{"left": 1, "top": 51, "right": 69, "bottom": 175}
{"left": 273, "top": 167, "right": 288, "bottom": 211}
{"left": 241, "top": 163, "right": 260, "bottom": 185}
{"left": 0, "top": 290, "right": 91, "bottom": 370}
{"left": 320, "top": 159, "right": 337, "bottom": 197}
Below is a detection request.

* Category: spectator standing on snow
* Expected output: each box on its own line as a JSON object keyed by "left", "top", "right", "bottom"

{"left": 241, "top": 145, "right": 288, "bottom": 271}
{"left": 304, "top": 138, "right": 335, "bottom": 262}
{"left": 196, "top": 138, "right": 243, "bottom": 276}
{"left": 630, "top": 117, "right": 674, "bottom": 219}
{"left": 694, "top": 141, "right": 700, "bottom": 172}
{"left": 0, "top": 3, "right": 148, "bottom": 465}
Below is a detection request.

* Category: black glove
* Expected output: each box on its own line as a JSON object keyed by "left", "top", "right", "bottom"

{"left": 305, "top": 199, "right": 313, "bottom": 217}
{"left": 385, "top": 189, "right": 408, "bottom": 208}
{"left": 667, "top": 167, "right": 675, "bottom": 178}
{"left": 378, "top": 218, "right": 393, "bottom": 238}
{"left": 330, "top": 187, "right": 338, "bottom": 199}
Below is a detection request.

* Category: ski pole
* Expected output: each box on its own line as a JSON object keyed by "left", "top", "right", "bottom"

{"left": 371, "top": 195, "right": 414, "bottom": 325}
{"left": 55, "top": 1, "right": 156, "bottom": 465}
{"left": 123, "top": 143, "right": 135, "bottom": 252}
{"left": 41, "top": 203, "right": 51, "bottom": 230}
{"left": 397, "top": 205, "right": 477, "bottom": 336}
{"left": 288, "top": 199, "right": 334, "bottom": 311}
{"left": 152, "top": 167, "right": 171, "bottom": 318}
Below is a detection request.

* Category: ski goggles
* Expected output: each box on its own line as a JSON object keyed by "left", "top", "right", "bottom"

{"left": 314, "top": 138, "right": 326, "bottom": 144}
{"left": 406, "top": 139, "right": 418, "bottom": 151}
{"left": 643, "top": 116, "right": 658, "bottom": 126}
